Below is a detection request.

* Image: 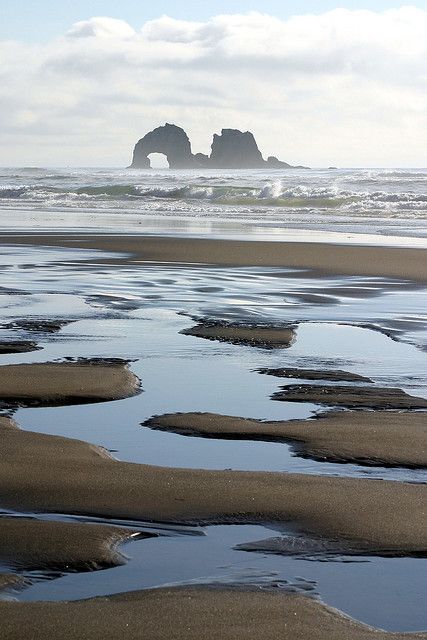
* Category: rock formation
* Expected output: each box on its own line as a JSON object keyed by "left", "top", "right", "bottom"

{"left": 209, "top": 129, "right": 264, "bottom": 168}
{"left": 130, "top": 124, "right": 196, "bottom": 169}
{"left": 130, "top": 124, "right": 305, "bottom": 169}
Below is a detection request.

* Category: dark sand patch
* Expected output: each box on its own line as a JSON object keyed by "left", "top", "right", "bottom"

{"left": 0, "top": 573, "right": 28, "bottom": 593}
{"left": 0, "top": 286, "right": 30, "bottom": 296}
{"left": 144, "top": 411, "right": 427, "bottom": 468}
{"left": 0, "top": 340, "right": 40, "bottom": 355}
{"left": 257, "top": 367, "right": 373, "bottom": 383}
{"left": 235, "top": 534, "right": 366, "bottom": 557}
{"left": 272, "top": 384, "right": 427, "bottom": 409}
{"left": 0, "top": 517, "right": 143, "bottom": 573}
{"left": 1, "top": 417, "right": 426, "bottom": 556}
{"left": 0, "top": 359, "right": 141, "bottom": 407}
{"left": 2, "top": 319, "right": 73, "bottom": 333}
{"left": 288, "top": 292, "right": 339, "bottom": 305}
{"left": 3, "top": 234, "right": 427, "bottom": 281}
{"left": 0, "top": 586, "right": 425, "bottom": 639}
{"left": 181, "top": 322, "right": 295, "bottom": 348}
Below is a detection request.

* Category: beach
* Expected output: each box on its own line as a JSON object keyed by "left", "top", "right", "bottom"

{"left": 0, "top": 167, "right": 426, "bottom": 637}
{"left": 3, "top": 232, "right": 427, "bottom": 280}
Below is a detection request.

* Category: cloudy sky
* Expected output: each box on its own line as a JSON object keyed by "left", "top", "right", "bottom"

{"left": 1, "top": 1, "right": 426, "bottom": 167}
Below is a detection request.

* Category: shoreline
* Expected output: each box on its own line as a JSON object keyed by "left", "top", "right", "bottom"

{"left": 2, "top": 417, "right": 426, "bottom": 555}
{"left": 1, "top": 586, "right": 425, "bottom": 639}
{"left": 2, "top": 233, "right": 427, "bottom": 281}
{"left": 144, "top": 411, "right": 427, "bottom": 469}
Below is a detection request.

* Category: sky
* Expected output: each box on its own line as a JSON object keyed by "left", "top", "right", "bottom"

{"left": 0, "top": 2, "right": 426, "bottom": 167}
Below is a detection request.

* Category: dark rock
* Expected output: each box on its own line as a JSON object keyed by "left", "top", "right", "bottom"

{"left": 131, "top": 124, "right": 197, "bottom": 169}
{"left": 193, "top": 152, "right": 211, "bottom": 167}
{"left": 130, "top": 123, "right": 307, "bottom": 169}
{"left": 266, "top": 156, "right": 292, "bottom": 169}
{"left": 209, "top": 129, "right": 264, "bottom": 168}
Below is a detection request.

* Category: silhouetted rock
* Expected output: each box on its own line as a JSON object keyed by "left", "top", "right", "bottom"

{"left": 210, "top": 129, "right": 264, "bottom": 168}
{"left": 266, "top": 156, "right": 292, "bottom": 169}
{"left": 193, "top": 152, "right": 211, "bottom": 167}
{"left": 130, "top": 124, "right": 307, "bottom": 169}
{"left": 131, "top": 124, "right": 196, "bottom": 169}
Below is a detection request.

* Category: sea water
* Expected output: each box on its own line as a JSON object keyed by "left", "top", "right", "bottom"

{"left": 0, "top": 166, "right": 426, "bottom": 239}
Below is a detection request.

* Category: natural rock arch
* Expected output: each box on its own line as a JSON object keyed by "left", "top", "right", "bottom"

{"left": 130, "top": 123, "right": 308, "bottom": 169}
{"left": 147, "top": 152, "right": 169, "bottom": 169}
{"left": 130, "top": 124, "right": 196, "bottom": 169}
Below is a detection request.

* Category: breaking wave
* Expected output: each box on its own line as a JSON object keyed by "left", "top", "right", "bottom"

{"left": 0, "top": 168, "right": 425, "bottom": 239}
{"left": 1, "top": 181, "right": 426, "bottom": 212}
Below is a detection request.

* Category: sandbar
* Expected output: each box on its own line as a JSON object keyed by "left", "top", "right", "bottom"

{"left": 1, "top": 417, "right": 426, "bottom": 555}
{"left": 0, "top": 517, "right": 141, "bottom": 573}
{"left": 272, "top": 384, "right": 427, "bottom": 409}
{"left": 182, "top": 322, "right": 295, "bottom": 347}
{"left": 2, "top": 319, "right": 72, "bottom": 333}
{"left": 257, "top": 367, "right": 373, "bottom": 383}
{"left": 0, "top": 340, "right": 40, "bottom": 354}
{"left": 3, "top": 233, "right": 427, "bottom": 281}
{"left": 0, "top": 359, "right": 141, "bottom": 407}
{"left": 144, "top": 411, "right": 427, "bottom": 468}
{"left": 0, "top": 586, "right": 425, "bottom": 639}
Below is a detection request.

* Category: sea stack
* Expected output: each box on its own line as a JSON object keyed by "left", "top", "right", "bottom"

{"left": 130, "top": 124, "right": 196, "bottom": 169}
{"left": 130, "top": 123, "right": 305, "bottom": 169}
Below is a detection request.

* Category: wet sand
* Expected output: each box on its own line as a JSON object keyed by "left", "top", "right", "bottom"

{"left": 0, "top": 360, "right": 141, "bottom": 407}
{"left": 0, "top": 517, "right": 141, "bottom": 573}
{"left": 235, "top": 533, "right": 386, "bottom": 556}
{"left": 144, "top": 411, "right": 427, "bottom": 468}
{"left": 1, "top": 232, "right": 426, "bottom": 634}
{"left": 0, "top": 341, "right": 40, "bottom": 354}
{"left": 0, "top": 573, "right": 27, "bottom": 593}
{"left": 257, "top": 367, "right": 373, "bottom": 383}
{"left": 2, "top": 319, "right": 73, "bottom": 333}
{"left": 0, "top": 586, "right": 425, "bottom": 640}
{"left": 3, "top": 233, "right": 427, "bottom": 280}
{"left": 182, "top": 323, "right": 295, "bottom": 347}
{"left": 272, "top": 384, "right": 427, "bottom": 409}
{"left": 1, "top": 417, "right": 426, "bottom": 555}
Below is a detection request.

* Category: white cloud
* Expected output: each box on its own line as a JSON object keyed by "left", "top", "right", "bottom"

{"left": 0, "top": 8, "right": 426, "bottom": 166}
{"left": 66, "top": 17, "right": 136, "bottom": 39}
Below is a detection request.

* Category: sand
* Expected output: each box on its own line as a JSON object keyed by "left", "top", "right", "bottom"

{"left": 272, "top": 384, "right": 427, "bottom": 409}
{"left": 144, "top": 411, "right": 427, "bottom": 468}
{"left": 0, "top": 359, "right": 141, "bottom": 407}
{"left": 2, "top": 319, "right": 72, "bottom": 333}
{"left": 3, "top": 233, "right": 427, "bottom": 280}
{"left": 0, "top": 517, "right": 142, "bottom": 573}
{"left": 182, "top": 323, "right": 295, "bottom": 347}
{"left": 0, "top": 586, "right": 425, "bottom": 639}
{"left": 235, "top": 534, "right": 380, "bottom": 556}
{"left": 257, "top": 367, "right": 373, "bottom": 383}
{"left": 1, "top": 417, "right": 426, "bottom": 555}
{"left": 0, "top": 340, "right": 40, "bottom": 354}
{"left": 1, "top": 232, "right": 426, "bottom": 635}
{"left": 0, "top": 573, "right": 27, "bottom": 593}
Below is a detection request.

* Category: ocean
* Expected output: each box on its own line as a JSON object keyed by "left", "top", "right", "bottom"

{"left": 0, "top": 167, "right": 426, "bottom": 238}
